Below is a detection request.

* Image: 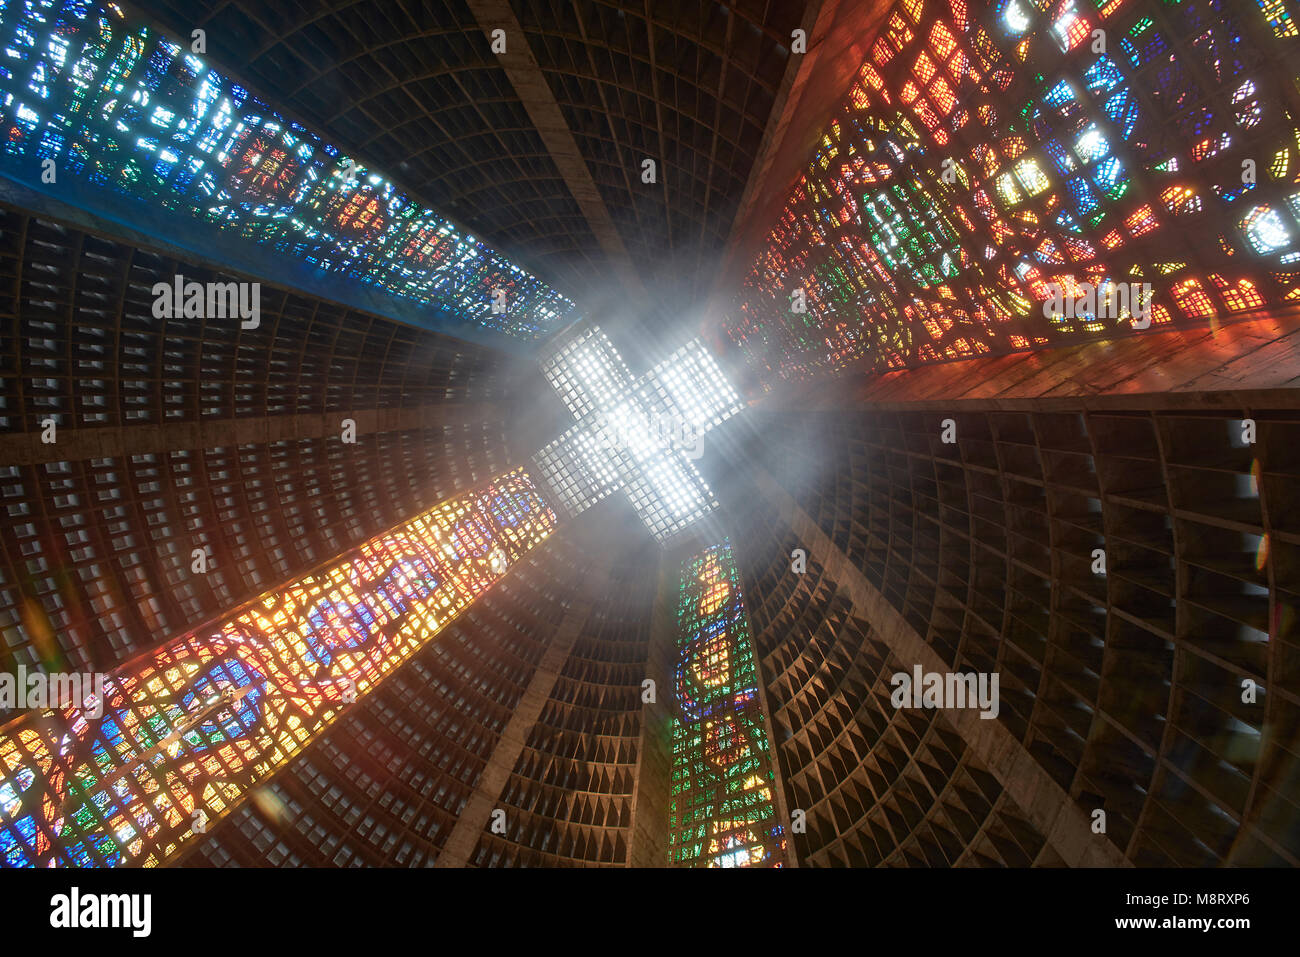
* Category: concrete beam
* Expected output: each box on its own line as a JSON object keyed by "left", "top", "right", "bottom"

{"left": 0, "top": 402, "right": 503, "bottom": 465}
{"left": 754, "top": 312, "right": 1300, "bottom": 414}
{"left": 705, "top": 0, "right": 896, "bottom": 347}
{"left": 717, "top": 0, "right": 836, "bottom": 276}
{"left": 465, "top": 0, "right": 646, "bottom": 302}
{"left": 726, "top": 527, "right": 803, "bottom": 867}
{"left": 432, "top": 545, "right": 609, "bottom": 867}
{"left": 750, "top": 466, "right": 1131, "bottom": 868}
{"left": 626, "top": 545, "right": 677, "bottom": 867}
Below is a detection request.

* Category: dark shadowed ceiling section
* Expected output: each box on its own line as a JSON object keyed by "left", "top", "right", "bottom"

{"left": 511, "top": 0, "right": 803, "bottom": 303}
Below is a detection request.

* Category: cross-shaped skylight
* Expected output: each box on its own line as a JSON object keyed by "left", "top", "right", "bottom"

{"left": 532, "top": 327, "right": 744, "bottom": 543}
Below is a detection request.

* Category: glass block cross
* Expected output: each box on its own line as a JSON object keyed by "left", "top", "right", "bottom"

{"left": 531, "top": 327, "right": 744, "bottom": 543}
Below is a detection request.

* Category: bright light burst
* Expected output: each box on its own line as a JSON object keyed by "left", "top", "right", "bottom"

{"left": 533, "top": 328, "right": 744, "bottom": 543}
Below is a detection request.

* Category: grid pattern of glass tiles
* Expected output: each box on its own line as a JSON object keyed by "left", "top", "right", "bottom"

{"left": 624, "top": 452, "right": 719, "bottom": 543}
{"left": 540, "top": 327, "right": 635, "bottom": 421}
{"left": 639, "top": 341, "right": 745, "bottom": 439}
{"left": 0, "top": 468, "right": 556, "bottom": 868}
{"left": 0, "top": 0, "right": 574, "bottom": 340}
{"left": 668, "top": 540, "right": 786, "bottom": 867}
{"left": 724, "top": 0, "right": 1300, "bottom": 388}
{"left": 533, "top": 329, "right": 744, "bottom": 543}
{"left": 532, "top": 423, "right": 629, "bottom": 518}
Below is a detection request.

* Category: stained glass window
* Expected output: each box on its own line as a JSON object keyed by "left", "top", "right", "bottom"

{"left": 0, "top": 468, "right": 556, "bottom": 867}
{"left": 0, "top": 0, "right": 573, "bottom": 340}
{"left": 725, "top": 0, "right": 1300, "bottom": 389}
{"left": 668, "top": 541, "right": 786, "bottom": 867}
